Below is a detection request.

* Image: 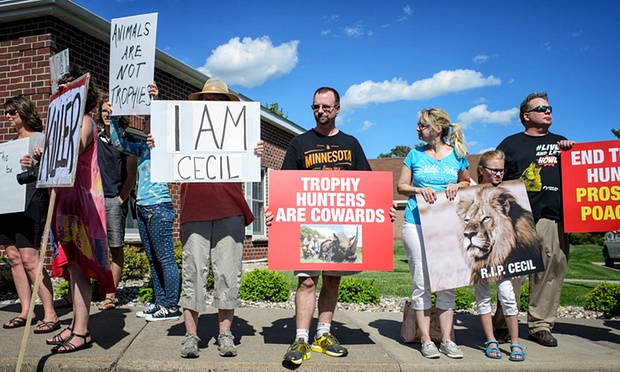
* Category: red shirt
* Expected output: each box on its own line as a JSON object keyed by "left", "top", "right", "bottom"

{"left": 180, "top": 183, "right": 254, "bottom": 226}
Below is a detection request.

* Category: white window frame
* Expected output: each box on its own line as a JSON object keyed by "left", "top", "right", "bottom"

{"left": 245, "top": 167, "right": 266, "bottom": 237}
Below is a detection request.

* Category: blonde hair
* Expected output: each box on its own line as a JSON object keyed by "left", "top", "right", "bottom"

{"left": 477, "top": 149, "right": 505, "bottom": 184}
{"left": 419, "top": 108, "right": 468, "bottom": 158}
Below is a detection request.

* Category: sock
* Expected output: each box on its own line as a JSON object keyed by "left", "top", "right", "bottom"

{"left": 316, "top": 322, "right": 331, "bottom": 338}
{"left": 296, "top": 329, "right": 309, "bottom": 343}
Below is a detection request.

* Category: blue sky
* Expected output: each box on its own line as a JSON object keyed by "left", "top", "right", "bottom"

{"left": 74, "top": 0, "right": 620, "bottom": 158}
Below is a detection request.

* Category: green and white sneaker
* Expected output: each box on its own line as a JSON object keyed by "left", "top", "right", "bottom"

{"left": 311, "top": 333, "right": 348, "bottom": 357}
{"left": 283, "top": 338, "right": 311, "bottom": 365}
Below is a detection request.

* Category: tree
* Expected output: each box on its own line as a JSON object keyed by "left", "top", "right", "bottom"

{"left": 264, "top": 102, "right": 288, "bottom": 118}
{"left": 378, "top": 145, "right": 412, "bottom": 158}
{"left": 612, "top": 129, "right": 620, "bottom": 138}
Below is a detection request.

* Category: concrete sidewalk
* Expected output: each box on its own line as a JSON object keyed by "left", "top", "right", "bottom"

{"left": 1, "top": 302, "right": 620, "bottom": 371}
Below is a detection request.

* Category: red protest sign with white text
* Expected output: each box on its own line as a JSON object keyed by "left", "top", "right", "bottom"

{"left": 267, "top": 170, "right": 394, "bottom": 271}
{"left": 561, "top": 140, "right": 620, "bottom": 232}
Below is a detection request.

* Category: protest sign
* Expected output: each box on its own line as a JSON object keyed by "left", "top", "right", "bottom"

{"left": 561, "top": 140, "right": 620, "bottom": 232}
{"left": 49, "top": 48, "right": 69, "bottom": 93}
{"left": 109, "top": 12, "right": 157, "bottom": 115}
{"left": 0, "top": 138, "right": 29, "bottom": 214}
{"left": 37, "top": 73, "right": 89, "bottom": 187}
{"left": 418, "top": 180, "right": 544, "bottom": 291}
{"left": 267, "top": 170, "right": 394, "bottom": 271}
{"left": 150, "top": 100, "right": 261, "bottom": 182}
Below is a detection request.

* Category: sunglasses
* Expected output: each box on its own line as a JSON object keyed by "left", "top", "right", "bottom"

{"left": 4, "top": 109, "right": 18, "bottom": 116}
{"left": 527, "top": 105, "right": 552, "bottom": 113}
{"left": 311, "top": 104, "right": 338, "bottom": 112}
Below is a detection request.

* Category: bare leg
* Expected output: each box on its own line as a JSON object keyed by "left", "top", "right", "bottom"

{"left": 295, "top": 276, "right": 319, "bottom": 330}
{"left": 480, "top": 313, "right": 501, "bottom": 358}
{"left": 62, "top": 260, "right": 92, "bottom": 349}
{"left": 4, "top": 246, "right": 30, "bottom": 320}
{"left": 104, "top": 246, "right": 123, "bottom": 302}
{"left": 437, "top": 308, "right": 454, "bottom": 343}
{"left": 317, "top": 275, "right": 340, "bottom": 324}
{"left": 415, "top": 309, "right": 432, "bottom": 342}
{"left": 20, "top": 247, "right": 57, "bottom": 323}
{"left": 183, "top": 308, "right": 199, "bottom": 335}
{"left": 218, "top": 309, "right": 234, "bottom": 333}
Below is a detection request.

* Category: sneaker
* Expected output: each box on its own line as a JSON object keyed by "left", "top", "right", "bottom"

{"left": 181, "top": 332, "right": 200, "bottom": 358}
{"left": 440, "top": 340, "right": 464, "bottom": 359}
{"left": 136, "top": 303, "right": 160, "bottom": 318}
{"left": 283, "top": 338, "right": 311, "bottom": 365}
{"left": 145, "top": 307, "right": 181, "bottom": 322}
{"left": 311, "top": 332, "right": 348, "bottom": 357}
{"left": 421, "top": 340, "right": 440, "bottom": 359}
{"left": 217, "top": 330, "right": 237, "bottom": 357}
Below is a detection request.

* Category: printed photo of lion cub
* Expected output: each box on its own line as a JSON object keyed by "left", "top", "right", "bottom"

{"left": 456, "top": 184, "right": 543, "bottom": 284}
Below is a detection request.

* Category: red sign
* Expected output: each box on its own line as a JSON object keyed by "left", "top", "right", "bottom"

{"left": 267, "top": 170, "right": 394, "bottom": 271}
{"left": 561, "top": 140, "right": 620, "bottom": 232}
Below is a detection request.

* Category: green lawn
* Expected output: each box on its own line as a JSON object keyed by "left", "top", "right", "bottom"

{"left": 276, "top": 243, "right": 620, "bottom": 307}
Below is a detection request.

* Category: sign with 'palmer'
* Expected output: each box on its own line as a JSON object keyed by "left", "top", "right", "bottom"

{"left": 150, "top": 100, "right": 261, "bottom": 182}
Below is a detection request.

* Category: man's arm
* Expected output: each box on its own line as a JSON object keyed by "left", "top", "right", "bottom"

{"left": 119, "top": 155, "right": 137, "bottom": 204}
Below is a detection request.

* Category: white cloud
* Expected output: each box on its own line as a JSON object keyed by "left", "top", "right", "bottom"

{"left": 474, "top": 97, "right": 487, "bottom": 104}
{"left": 572, "top": 30, "right": 583, "bottom": 37}
{"left": 404, "top": 5, "right": 412, "bottom": 15}
{"left": 344, "top": 23, "right": 364, "bottom": 37}
{"left": 473, "top": 55, "right": 489, "bottom": 64}
{"left": 456, "top": 104, "right": 518, "bottom": 129}
{"left": 341, "top": 69, "right": 501, "bottom": 110}
{"left": 360, "top": 120, "right": 375, "bottom": 132}
{"left": 321, "top": 29, "right": 332, "bottom": 36}
{"left": 197, "top": 36, "right": 299, "bottom": 88}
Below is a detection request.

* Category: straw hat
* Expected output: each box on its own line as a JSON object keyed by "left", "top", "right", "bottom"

{"left": 188, "top": 78, "right": 240, "bottom": 101}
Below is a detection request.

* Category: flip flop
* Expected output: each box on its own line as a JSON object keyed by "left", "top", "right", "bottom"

{"left": 3, "top": 316, "right": 27, "bottom": 329}
{"left": 34, "top": 320, "right": 61, "bottom": 334}
{"left": 98, "top": 298, "right": 116, "bottom": 310}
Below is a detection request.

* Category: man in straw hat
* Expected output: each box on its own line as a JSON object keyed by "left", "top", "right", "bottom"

{"left": 149, "top": 78, "right": 263, "bottom": 358}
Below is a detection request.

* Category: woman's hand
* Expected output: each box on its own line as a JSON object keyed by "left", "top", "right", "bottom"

{"left": 445, "top": 183, "right": 460, "bottom": 201}
{"left": 19, "top": 154, "right": 35, "bottom": 169}
{"left": 419, "top": 187, "right": 437, "bottom": 204}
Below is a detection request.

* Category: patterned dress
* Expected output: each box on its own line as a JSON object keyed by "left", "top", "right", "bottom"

{"left": 51, "top": 116, "right": 114, "bottom": 293}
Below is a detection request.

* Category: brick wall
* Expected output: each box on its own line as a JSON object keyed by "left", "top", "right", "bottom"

{"left": 0, "top": 15, "right": 298, "bottom": 264}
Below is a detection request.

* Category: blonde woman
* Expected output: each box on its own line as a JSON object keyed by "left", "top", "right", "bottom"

{"left": 397, "top": 108, "right": 470, "bottom": 359}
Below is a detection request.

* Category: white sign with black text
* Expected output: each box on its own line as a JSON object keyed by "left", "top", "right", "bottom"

{"left": 0, "top": 138, "right": 28, "bottom": 214}
{"left": 150, "top": 100, "right": 261, "bottom": 182}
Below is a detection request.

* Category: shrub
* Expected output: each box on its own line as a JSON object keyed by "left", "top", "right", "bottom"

{"left": 54, "top": 279, "right": 70, "bottom": 298}
{"left": 519, "top": 281, "right": 530, "bottom": 312}
{"left": 454, "top": 288, "right": 475, "bottom": 310}
{"left": 240, "top": 269, "right": 290, "bottom": 302}
{"left": 54, "top": 278, "right": 102, "bottom": 300}
{"left": 122, "top": 245, "right": 150, "bottom": 280}
{"left": 585, "top": 282, "right": 620, "bottom": 315}
{"left": 0, "top": 261, "right": 15, "bottom": 292}
{"left": 338, "top": 278, "right": 380, "bottom": 304}
{"left": 137, "top": 283, "right": 154, "bottom": 304}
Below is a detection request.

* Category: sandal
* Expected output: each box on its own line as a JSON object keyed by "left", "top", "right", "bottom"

{"left": 46, "top": 326, "right": 73, "bottom": 345}
{"left": 34, "top": 320, "right": 61, "bottom": 334}
{"left": 3, "top": 316, "right": 28, "bottom": 329}
{"left": 509, "top": 343, "right": 525, "bottom": 362}
{"left": 98, "top": 298, "right": 116, "bottom": 310}
{"left": 51, "top": 332, "right": 92, "bottom": 354}
{"left": 484, "top": 340, "right": 502, "bottom": 359}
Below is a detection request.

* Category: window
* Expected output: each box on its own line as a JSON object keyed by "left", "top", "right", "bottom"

{"left": 246, "top": 167, "right": 266, "bottom": 236}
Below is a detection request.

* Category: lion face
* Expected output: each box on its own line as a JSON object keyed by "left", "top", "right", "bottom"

{"left": 456, "top": 185, "right": 517, "bottom": 265}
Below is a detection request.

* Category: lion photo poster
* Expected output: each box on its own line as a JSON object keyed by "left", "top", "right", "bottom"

{"left": 418, "top": 179, "right": 544, "bottom": 292}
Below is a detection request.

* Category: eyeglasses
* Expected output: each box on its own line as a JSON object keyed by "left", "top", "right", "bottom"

{"left": 4, "top": 109, "right": 18, "bottom": 116}
{"left": 526, "top": 105, "right": 552, "bottom": 113}
{"left": 416, "top": 122, "right": 430, "bottom": 130}
{"left": 483, "top": 166, "right": 506, "bottom": 174}
{"left": 311, "top": 104, "right": 338, "bottom": 112}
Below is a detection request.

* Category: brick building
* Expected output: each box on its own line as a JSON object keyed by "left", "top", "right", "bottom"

{"left": 0, "top": 0, "right": 306, "bottom": 264}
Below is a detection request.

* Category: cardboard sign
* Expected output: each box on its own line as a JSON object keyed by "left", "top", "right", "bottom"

{"left": 150, "top": 100, "right": 261, "bottom": 182}
{"left": 49, "top": 48, "right": 69, "bottom": 93}
{"left": 419, "top": 180, "right": 544, "bottom": 291}
{"left": 37, "top": 73, "right": 89, "bottom": 187}
{"left": 0, "top": 138, "right": 28, "bottom": 214}
{"left": 267, "top": 170, "right": 394, "bottom": 271}
{"left": 109, "top": 12, "right": 157, "bottom": 115}
{"left": 561, "top": 140, "right": 620, "bottom": 232}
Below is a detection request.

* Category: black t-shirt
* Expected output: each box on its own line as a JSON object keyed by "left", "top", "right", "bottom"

{"left": 497, "top": 131, "right": 567, "bottom": 221}
{"left": 281, "top": 129, "right": 371, "bottom": 171}
{"left": 97, "top": 128, "right": 135, "bottom": 197}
